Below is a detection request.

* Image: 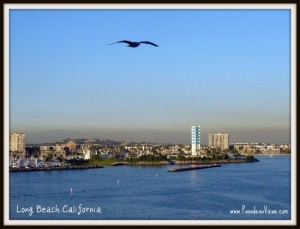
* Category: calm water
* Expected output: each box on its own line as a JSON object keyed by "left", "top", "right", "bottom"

{"left": 9, "top": 155, "right": 291, "bottom": 220}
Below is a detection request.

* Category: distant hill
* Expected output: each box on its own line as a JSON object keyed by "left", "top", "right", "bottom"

{"left": 54, "top": 138, "right": 125, "bottom": 146}
{"left": 29, "top": 138, "right": 176, "bottom": 146}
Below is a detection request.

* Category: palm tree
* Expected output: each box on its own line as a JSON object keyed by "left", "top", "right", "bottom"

{"left": 233, "top": 149, "right": 241, "bottom": 160}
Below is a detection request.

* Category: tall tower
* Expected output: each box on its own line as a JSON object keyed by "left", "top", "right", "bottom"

{"left": 9, "top": 132, "right": 26, "bottom": 154}
{"left": 191, "top": 126, "right": 201, "bottom": 156}
{"left": 208, "top": 133, "right": 229, "bottom": 150}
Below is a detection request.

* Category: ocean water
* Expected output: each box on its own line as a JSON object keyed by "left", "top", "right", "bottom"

{"left": 9, "top": 155, "right": 291, "bottom": 220}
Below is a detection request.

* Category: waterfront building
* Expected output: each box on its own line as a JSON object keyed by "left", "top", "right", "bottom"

{"left": 191, "top": 126, "right": 201, "bottom": 156}
{"left": 66, "top": 140, "right": 76, "bottom": 153}
{"left": 232, "top": 143, "right": 286, "bottom": 154}
{"left": 100, "top": 152, "right": 111, "bottom": 159}
{"left": 208, "top": 133, "right": 229, "bottom": 150}
{"left": 9, "top": 132, "right": 26, "bottom": 154}
{"left": 55, "top": 144, "right": 66, "bottom": 153}
{"left": 82, "top": 148, "right": 91, "bottom": 160}
{"left": 40, "top": 145, "right": 52, "bottom": 153}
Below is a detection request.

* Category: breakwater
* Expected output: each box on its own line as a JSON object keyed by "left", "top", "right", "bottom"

{"left": 9, "top": 165, "right": 104, "bottom": 173}
{"left": 173, "top": 158, "right": 259, "bottom": 165}
{"left": 168, "top": 164, "right": 221, "bottom": 172}
{"left": 115, "top": 159, "right": 258, "bottom": 166}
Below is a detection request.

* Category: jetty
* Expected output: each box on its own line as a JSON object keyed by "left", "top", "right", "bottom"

{"left": 167, "top": 164, "right": 221, "bottom": 172}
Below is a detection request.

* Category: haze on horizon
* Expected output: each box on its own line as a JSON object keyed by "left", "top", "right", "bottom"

{"left": 9, "top": 9, "right": 291, "bottom": 145}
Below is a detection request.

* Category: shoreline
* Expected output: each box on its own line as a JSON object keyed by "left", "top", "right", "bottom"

{"left": 9, "top": 158, "right": 260, "bottom": 172}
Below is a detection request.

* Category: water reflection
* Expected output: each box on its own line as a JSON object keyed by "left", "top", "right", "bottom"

{"left": 189, "top": 170, "right": 200, "bottom": 187}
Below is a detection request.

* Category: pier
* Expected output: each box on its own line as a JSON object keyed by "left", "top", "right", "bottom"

{"left": 167, "top": 164, "right": 221, "bottom": 172}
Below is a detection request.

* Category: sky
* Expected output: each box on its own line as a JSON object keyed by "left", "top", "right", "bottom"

{"left": 9, "top": 8, "right": 291, "bottom": 144}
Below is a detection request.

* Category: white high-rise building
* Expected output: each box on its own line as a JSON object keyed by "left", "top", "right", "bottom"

{"left": 191, "top": 126, "right": 201, "bottom": 156}
{"left": 208, "top": 133, "right": 229, "bottom": 150}
{"left": 9, "top": 132, "right": 26, "bottom": 154}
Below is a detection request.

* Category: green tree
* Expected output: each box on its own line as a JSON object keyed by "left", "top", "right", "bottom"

{"left": 45, "top": 153, "right": 53, "bottom": 162}
{"left": 222, "top": 153, "right": 229, "bottom": 160}
{"left": 177, "top": 151, "right": 186, "bottom": 161}
{"left": 88, "top": 154, "right": 103, "bottom": 165}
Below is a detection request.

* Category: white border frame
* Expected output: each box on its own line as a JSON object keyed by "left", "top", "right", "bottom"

{"left": 3, "top": 3, "right": 297, "bottom": 226}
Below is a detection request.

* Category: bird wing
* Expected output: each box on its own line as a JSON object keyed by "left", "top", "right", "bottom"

{"left": 108, "top": 40, "right": 133, "bottom": 45}
{"left": 139, "top": 41, "right": 159, "bottom": 47}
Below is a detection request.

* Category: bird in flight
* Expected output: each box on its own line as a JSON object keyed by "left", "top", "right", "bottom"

{"left": 109, "top": 40, "right": 159, "bottom": 48}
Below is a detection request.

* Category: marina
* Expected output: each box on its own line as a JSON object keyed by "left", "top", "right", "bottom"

{"left": 9, "top": 165, "right": 104, "bottom": 172}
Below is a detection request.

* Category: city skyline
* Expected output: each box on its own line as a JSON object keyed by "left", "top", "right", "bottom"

{"left": 9, "top": 131, "right": 292, "bottom": 150}
{"left": 10, "top": 9, "right": 291, "bottom": 145}
{"left": 16, "top": 128, "right": 289, "bottom": 145}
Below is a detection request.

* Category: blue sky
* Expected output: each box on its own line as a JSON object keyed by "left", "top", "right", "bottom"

{"left": 9, "top": 9, "right": 291, "bottom": 144}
